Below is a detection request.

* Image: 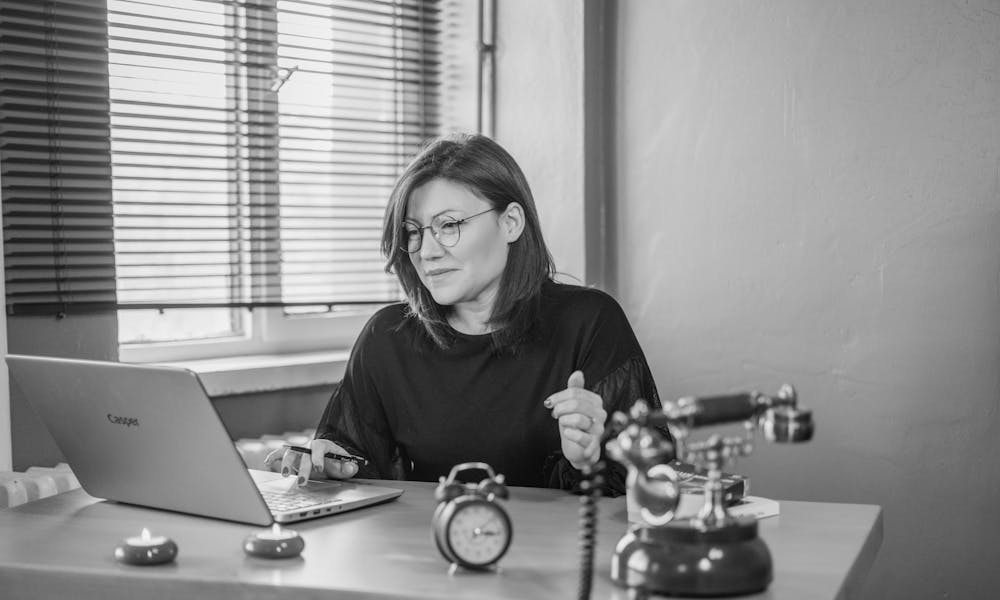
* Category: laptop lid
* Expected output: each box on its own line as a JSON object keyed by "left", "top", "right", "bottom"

{"left": 6, "top": 354, "right": 399, "bottom": 526}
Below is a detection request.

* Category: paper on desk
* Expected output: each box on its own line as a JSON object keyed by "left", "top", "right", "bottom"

{"left": 626, "top": 492, "right": 780, "bottom": 525}
{"left": 726, "top": 496, "right": 780, "bottom": 520}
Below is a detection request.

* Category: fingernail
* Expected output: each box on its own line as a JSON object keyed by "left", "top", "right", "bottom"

{"left": 543, "top": 399, "right": 552, "bottom": 408}
{"left": 346, "top": 462, "right": 358, "bottom": 476}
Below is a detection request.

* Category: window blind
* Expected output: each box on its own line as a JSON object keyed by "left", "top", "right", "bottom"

{"left": 2, "top": 0, "right": 447, "bottom": 316}
{"left": 1, "top": 0, "right": 116, "bottom": 315}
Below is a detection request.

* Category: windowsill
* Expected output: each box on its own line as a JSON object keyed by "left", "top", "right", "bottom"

{"left": 157, "top": 350, "right": 350, "bottom": 398}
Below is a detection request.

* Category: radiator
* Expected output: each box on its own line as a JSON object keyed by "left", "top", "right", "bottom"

{"left": 0, "top": 430, "right": 316, "bottom": 509}
{"left": 0, "top": 463, "right": 81, "bottom": 509}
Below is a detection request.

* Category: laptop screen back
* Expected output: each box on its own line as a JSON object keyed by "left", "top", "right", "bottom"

{"left": 6, "top": 354, "right": 273, "bottom": 525}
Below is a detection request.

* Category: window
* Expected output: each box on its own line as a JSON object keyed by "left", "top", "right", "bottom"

{"left": 1, "top": 0, "right": 483, "bottom": 362}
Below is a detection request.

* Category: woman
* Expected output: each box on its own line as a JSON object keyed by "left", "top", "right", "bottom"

{"left": 279, "top": 133, "right": 661, "bottom": 495}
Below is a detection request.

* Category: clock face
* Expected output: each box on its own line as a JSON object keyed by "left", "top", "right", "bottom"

{"left": 443, "top": 498, "right": 511, "bottom": 568}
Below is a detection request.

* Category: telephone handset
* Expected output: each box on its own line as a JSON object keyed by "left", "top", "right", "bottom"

{"left": 577, "top": 384, "right": 814, "bottom": 599}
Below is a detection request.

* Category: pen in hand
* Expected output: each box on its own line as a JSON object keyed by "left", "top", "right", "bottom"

{"left": 283, "top": 444, "right": 370, "bottom": 467}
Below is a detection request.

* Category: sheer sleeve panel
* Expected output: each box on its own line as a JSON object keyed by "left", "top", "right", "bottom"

{"left": 542, "top": 354, "right": 662, "bottom": 496}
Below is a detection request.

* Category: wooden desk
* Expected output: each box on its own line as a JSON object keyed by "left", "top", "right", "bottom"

{"left": 0, "top": 480, "right": 881, "bottom": 599}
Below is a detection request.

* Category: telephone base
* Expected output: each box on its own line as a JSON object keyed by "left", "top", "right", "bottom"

{"left": 610, "top": 516, "right": 772, "bottom": 597}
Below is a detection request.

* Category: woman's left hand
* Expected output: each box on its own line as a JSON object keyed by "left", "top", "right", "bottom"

{"left": 544, "top": 370, "right": 607, "bottom": 471}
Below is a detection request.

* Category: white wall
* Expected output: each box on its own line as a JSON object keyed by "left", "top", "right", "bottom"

{"left": 615, "top": 1, "right": 1000, "bottom": 598}
{"left": 494, "top": 0, "right": 587, "bottom": 283}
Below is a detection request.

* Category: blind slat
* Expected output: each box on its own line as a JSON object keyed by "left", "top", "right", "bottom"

{"left": 3, "top": 0, "right": 453, "bottom": 317}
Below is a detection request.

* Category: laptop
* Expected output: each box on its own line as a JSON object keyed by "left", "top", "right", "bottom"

{"left": 6, "top": 354, "right": 403, "bottom": 526}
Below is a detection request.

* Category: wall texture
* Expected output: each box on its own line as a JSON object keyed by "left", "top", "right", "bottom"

{"left": 495, "top": 0, "right": 587, "bottom": 284}
{"left": 614, "top": 1, "right": 1000, "bottom": 598}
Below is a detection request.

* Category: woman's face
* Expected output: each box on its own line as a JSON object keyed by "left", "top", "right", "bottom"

{"left": 405, "top": 178, "right": 513, "bottom": 310}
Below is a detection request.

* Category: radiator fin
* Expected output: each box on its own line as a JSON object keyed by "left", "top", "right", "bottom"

{"left": 1, "top": 429, "right": 316, "bottom": 508}
{"left": 0, "top": 463, "right": 81, "bottom": 508}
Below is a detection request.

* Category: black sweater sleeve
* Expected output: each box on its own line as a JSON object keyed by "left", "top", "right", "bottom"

{"left": 540, "top": 289, "right": 665, "bottom": 497}
{"left": 542, "top": 354, "right": 662, "bottom": 496}
{"left": 313, "top": 318, "right": 408, "bottom": 480}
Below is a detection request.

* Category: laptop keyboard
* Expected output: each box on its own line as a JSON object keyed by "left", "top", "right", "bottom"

{"left": 260, "top": 489, "right": 338, "bottom": 512}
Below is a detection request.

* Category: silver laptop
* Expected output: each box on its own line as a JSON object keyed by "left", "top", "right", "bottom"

{"left": 6, "top": 354, "right": 403, "bottom": 525}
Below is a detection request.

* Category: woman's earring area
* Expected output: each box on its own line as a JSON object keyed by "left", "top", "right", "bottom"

{"left": 501, "top": 203, "right": 525, "bottom": 242}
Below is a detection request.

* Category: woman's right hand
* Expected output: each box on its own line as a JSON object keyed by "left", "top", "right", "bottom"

{"left": 264, "top": 439, "right": 360, "bottom": 483}
{"left": 304, "top": 439, "right": 359, "bottom": 480}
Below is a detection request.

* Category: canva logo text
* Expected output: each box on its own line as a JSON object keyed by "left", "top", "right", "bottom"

{"left": 107, "top": 414, "right": 140, "bottom": 428}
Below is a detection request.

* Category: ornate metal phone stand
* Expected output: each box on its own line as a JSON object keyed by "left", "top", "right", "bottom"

{"left": 606, "top": 384, "right": 814, "bottom": 598}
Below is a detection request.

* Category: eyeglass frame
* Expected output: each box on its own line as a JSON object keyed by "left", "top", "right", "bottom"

{"left": 401, "top": 207, "right": 499, "bottom": 254}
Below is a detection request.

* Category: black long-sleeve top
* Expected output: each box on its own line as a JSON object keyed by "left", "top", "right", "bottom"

{"left": 314, "top": 281, "right": 662, "bottom": 496}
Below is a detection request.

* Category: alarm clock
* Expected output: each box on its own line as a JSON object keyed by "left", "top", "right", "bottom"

{"left": 432, "top": 462, "right": 512, "bottom": 571}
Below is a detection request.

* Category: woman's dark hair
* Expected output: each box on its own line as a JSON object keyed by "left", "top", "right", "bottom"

{"left": 381, "top": 133, "right": 555, "bottom": 351}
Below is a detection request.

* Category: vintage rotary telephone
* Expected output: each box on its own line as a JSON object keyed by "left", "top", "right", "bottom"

{"left": 601, "top": 384, "right": 814, "bottom": 598}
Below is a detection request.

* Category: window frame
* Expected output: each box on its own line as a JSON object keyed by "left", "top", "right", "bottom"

{"left": 118, "top": 306, "right": 373, "bottom": 363}
{"left": 113, "top": 0, "right": 486, "bottom": 364}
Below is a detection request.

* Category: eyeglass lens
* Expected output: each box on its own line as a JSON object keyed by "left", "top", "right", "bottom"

{"left": 402, "top": 208, "right": 495, "bottom": 254}
{"left": 404, "top": 219, "right": 461, "bottom": 253}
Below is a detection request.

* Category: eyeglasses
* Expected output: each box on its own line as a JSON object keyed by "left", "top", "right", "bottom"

{"left": 402, "top": 208, "right": 497, "bottom": 254}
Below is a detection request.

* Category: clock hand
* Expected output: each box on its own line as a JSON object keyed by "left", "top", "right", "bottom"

{"left": 472, "top": 526, "right": 500, "bottom": 537}
{"left": 472, "top": 518, "right": 502, "bottom": 538}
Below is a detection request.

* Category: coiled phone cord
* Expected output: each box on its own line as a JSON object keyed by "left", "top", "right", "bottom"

{"left": 577, "top": 460, "right": 605, "bottom": 600}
